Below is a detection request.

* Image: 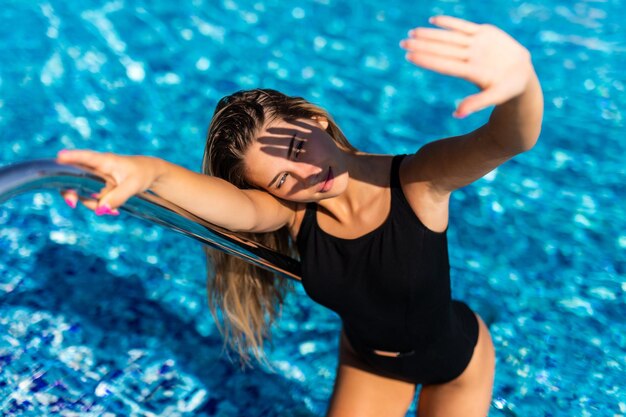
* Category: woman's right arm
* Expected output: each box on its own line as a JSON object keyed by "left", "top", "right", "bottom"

{"left": 57, "top": 150, "right": 295, "bottom": 233}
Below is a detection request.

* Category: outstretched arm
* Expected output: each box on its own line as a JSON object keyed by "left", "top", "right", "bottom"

{"left": 57, "top": 150, "right": 295, "bottom": 233}
{"left": 399, "top": 16, "right": 543, "bottom": 196}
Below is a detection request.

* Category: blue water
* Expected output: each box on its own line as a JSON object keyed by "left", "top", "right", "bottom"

{"left": 0, "top": 0, "right": 624, "bottom": 415}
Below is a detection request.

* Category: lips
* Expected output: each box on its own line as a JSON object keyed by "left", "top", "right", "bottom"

{"left": 319, "top": 167, "right": 334, "bottom": 193}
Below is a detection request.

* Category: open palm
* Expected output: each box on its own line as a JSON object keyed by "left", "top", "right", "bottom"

{"left": 400, "top": 16, "right": 533, "bottom": 118}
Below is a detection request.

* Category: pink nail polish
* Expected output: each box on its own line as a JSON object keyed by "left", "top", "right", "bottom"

{"left": 58, "top": 149, "right": 69, "bottom": 154}
{"left": 64, "top": 198, "right": 77, "bottom": 209}
{"left": 95, "top": 205, "right": 108, "bottom": 216}
{"left": 91, "top": 193, "right": 100, "bottom": 199}
{"left": 95, "top": 204, "right": 119, "bottom": 216}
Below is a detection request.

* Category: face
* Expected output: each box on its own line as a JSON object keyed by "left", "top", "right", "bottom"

{"left": 243, "top": 117, "right": 349, "bottom": 202}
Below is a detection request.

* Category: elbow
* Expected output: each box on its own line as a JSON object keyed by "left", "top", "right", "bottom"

{"left": 485, "top": 127, "right": 541, "bottom": 157}
{"left": 522, "top": 124, "right": 543, "bottom": 153}
{"left": 504, "top": 137, "right": 539, "bottom": 157}
{"left": 502, "top": 120, "right": 543, "bottom": 155}
{"left": 518, "top": 132, "right": 540, "bottom": 153}
{"left": 519, "top": 98, "right": 544, "bottom": 153}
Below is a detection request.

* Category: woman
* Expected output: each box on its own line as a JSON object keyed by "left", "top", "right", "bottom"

{"left": 58, "top": 16, "right": 543, "bottom": 417}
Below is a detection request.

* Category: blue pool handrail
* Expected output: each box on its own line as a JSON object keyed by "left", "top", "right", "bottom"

{"left": 0, "top": 159, "right": 302, "bottom": 281}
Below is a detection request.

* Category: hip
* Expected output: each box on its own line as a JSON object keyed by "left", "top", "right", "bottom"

{"left": 340, "top": 302, "right": 481, "bottom": 385}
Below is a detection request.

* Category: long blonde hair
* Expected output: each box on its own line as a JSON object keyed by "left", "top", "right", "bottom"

{"left": 201, "top": 89, "right": 356, "bottom": 367}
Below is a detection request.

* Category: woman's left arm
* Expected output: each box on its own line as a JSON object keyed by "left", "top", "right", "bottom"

{"left": 399, "top": 16, "right": 543, "bottom": 196}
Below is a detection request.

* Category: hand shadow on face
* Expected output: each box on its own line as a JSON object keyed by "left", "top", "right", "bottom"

{"left": 254, "top": 118, "right": 351, "bottom": 194}
{"left": 255, "top": 118, "right": 391, "bottom": 196}
{"left": 256, "top": 118, "right": 314, "bottom": 159}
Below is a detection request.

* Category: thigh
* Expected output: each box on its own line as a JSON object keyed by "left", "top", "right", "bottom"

{"left": 326, "top": 330, "right": 416, "bottom": 417}
{"left": 417, "top": 314, "right": 495, "bottom": 417}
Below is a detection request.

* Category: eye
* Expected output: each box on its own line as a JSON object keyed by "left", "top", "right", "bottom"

{"left": 294, "top": 139, "right": 304, "bottom": 158}
{"left": 277, "top": 173, "right": 288, "bottom": 189}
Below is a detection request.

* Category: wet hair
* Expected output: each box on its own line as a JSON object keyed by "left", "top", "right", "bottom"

{"left": 201, "top": 88, "right": 356, "bottom": 367}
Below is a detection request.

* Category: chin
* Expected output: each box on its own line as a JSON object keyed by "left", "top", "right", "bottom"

{"left": 317, "top": 184, "right": 346, "bottom": 201}
{"left": 330, "top": 172, "right": 349, "bottom": 194}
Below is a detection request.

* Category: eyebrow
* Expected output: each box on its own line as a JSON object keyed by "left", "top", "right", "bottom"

{"left": 266, "top": 132, "right": 297, "bottom": 188}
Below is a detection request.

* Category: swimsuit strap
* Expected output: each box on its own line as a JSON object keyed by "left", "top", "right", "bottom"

{"left": 295, "top": 202, "right": 317, "bottom": 244}
{"left": 304, "top": 201, "right": 317, "bottom": 217}
{"left": 390, "top": 154, "right": 407, "bottom": 189}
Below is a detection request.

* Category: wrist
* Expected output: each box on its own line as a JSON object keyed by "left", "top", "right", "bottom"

{"left": 142, "top": 156, "right": 168, "bottom": 190}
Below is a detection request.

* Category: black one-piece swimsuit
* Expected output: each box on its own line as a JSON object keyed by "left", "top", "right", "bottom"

{"left": 296, "top": 154, "right": 479, "bottom": 385}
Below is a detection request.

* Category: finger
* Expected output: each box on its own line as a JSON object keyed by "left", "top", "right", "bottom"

{"left": 405, "top": 52, "right": 470, "bottom": 78}
{"left": 80, "top": 198, "right": 99, "bottom": 211}
{"left": 85, "top": 183, "right": 113, "bottom": 206}
{"left": 400, "top": 38, "right": 469, "bottom": 61}
{"left": 96, "top": 179, "right": 139, "bottom": 212}
{"left": 61, "top": 189, "right": 78, "bottom": 209}
{"left": 61, "top": 188, "right": 99, "bottom": 210}
{"left": 95, "top": 182, "right": 117, "bottom": 199}
{"left": 56, "top": 149, "right": 113, "bottom": 173}
{"left": 454, "top": 89, "right": 500, "bottom": 118}
{"left": 408, "top": 28, "right": 472, "bottom": 47}
{"left": 83, "top": 195, "right": 119, "bottom": 216}
{"left": 72, "top": 192, "right": 101, "bottom": 211}
{"left": 66, "top": 182, "right": 117, "bottom": 213}
{"left": 94, "top": 204, "right": 120, "bottom": 216}
{"left": 429, "top": 15, "right": 481, "bottom": 35}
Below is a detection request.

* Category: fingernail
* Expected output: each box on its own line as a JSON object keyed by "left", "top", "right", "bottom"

{"left": 58, "top": 149, "right": 69, "bottom": 154}
{"left": 407, "top": 30, "right": 413, "bottom": 37}
{"left": 95, "top": 204, "right": 119, "bottom": 216}
{"left": 429, "top": 17, "right": 435, "bottom": 24}
{"left": 64, "top": 198, "right": 77, "bottom": 209}
{"left": 91, "top": 193, "right": 100, "bottom": 199}
{"left": 453, "top": 111, "right": 467, "bottom": 119}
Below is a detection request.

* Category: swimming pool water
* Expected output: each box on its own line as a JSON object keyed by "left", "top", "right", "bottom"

{"left": 0, "top": 0, "right": 624, "bottom": 415}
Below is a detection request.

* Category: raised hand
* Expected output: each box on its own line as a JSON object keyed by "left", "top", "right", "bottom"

{"left": 56, "top": 150, "right": 161, "bottom": 216}
{"left": 400, "top": 15, "right": 534, "bottom": 118}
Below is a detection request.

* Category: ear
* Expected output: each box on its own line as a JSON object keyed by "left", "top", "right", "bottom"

{"left": 311, "top": 116, "right": 329, "bottom": 130}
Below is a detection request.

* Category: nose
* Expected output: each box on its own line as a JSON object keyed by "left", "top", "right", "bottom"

{"left": 289, "top": 161, "right": 323, "bottom": 188}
